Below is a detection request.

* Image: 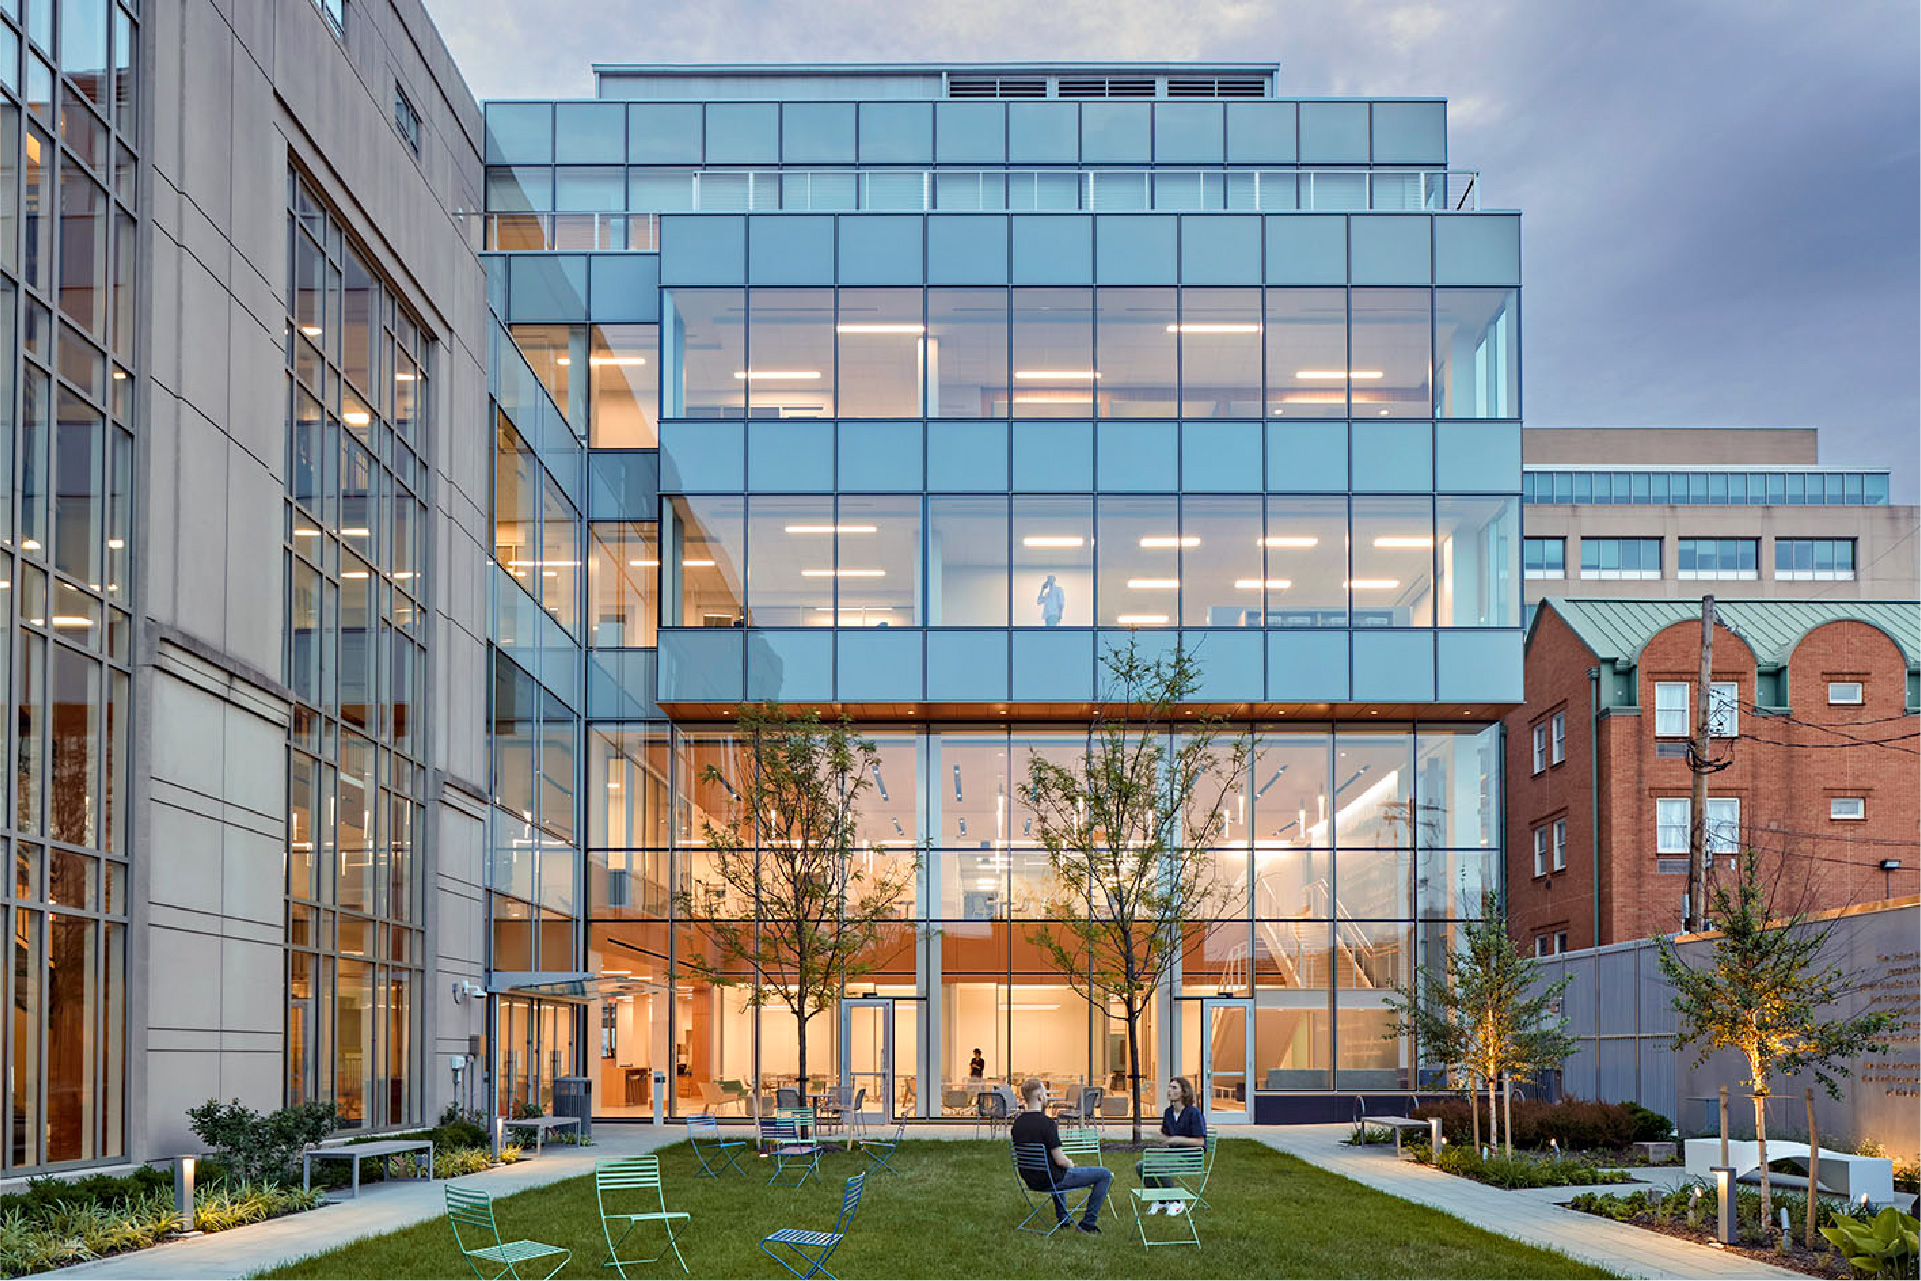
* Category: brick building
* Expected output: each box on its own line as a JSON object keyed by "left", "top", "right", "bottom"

{"left": 1506, "top": 598, "right": 1920, "bottom": 953}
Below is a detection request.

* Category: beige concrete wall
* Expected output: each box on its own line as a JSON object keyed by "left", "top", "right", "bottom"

{"left": 132, "top": 0, "right": 490, "bottom": 1159}
{"left": 1522, "top": 503, "right": 1920, "bottom": 605}
{"left": 1523, "top": 426, "right": 1821, "bottom": 465}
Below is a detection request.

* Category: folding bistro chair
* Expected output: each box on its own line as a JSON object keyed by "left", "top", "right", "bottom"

{"left": 859, "top": 1119, "right": 905, "bottom": 1175}
{"left": 973, "top": 1090, "right": 1010, "bottom": 1139}
{"left": 1130, "top": 1148, "right": 1205, "bottom": 1248}
{"left": 760, "top": 1173, "right": 866, "bottom": 1281}
{"left": 685, "top": 1112, "right": 746, "bottom": 1178}
{"left": 844, "top": 1088, "right": 868, "bottom": 1141}
{"left": 596, "top": 1155, "right": 692, "bottom": 1276}
{"left": 1012, "top": 1143, "right": 1088, "bottom": 1236}
{"left": 1058, "top": 1125, "right": 1115, "bottom": 1220}
{"left": 445, "top": 1184, "right": 571, "bottom": 1280}
{"left": 759, "top": 1113, "right": 822, "bottom": 1188}
{"left": 1180, "top": 1132, "right": 1218, "bottom": 1210}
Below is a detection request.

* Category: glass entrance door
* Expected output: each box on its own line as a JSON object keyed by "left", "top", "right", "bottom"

{"left": 1199, "top": 998, "right": 1252, "bottom": 1124}
{"left": 839, "top": 999, "right": 893, "bottom": 1124}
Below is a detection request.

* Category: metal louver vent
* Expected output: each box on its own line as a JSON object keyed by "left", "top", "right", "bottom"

{"left": 948, "top": 76, "right": 1048, "bottom": 99}
{"left": 1057, "top": 75, "right": 1157, "bottom": 99}
{"left": 1167, "top": 75, "right": 1267, "bottom": 99}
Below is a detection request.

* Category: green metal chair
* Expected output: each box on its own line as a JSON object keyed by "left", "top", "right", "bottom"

{"left": 1129, "top": 1149, "right": 1205, "bottom": 1248}
{"left": 760, "top": 1173, "right": 866, "bottom": 1280}
{"left": 1181, "top": 1132, "right": 1218, "bottom": 1210}
{"left": 859, "top": 1119, "right": 905, "bottom": 1175}
{"left": 686, "top": 1112, "right": 746, "bottom": 1178}
{"left": 1058, "top": 1125, "right": 1115, "bottom": 1220}
{"left": 445, "top": 1184, "right": 571, "bottom": 1280}
{"left": 596, "top": 1155, "right": 691, "bottom": 1276}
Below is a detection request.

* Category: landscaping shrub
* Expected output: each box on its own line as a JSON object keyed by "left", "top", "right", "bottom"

{"left": 1821, "top": 1206, "right": 1919, "bottom": 1278}
{"left": 429, "top": 1147, "right": 496, "bottom": 1179}
{"left": 1417, "top": 1143, "right": 1632, "bottom": 1189}
{"left": 187, "top": 1099, "right": 339, "bottom": 1184}
{"left": 1409, "top": 1097, "right": 1670, "bottom": 1152}
{"left": 192, "top": 1180, "right": 324, "bottom": 1233}
{"left": 1343, "top": 1123, "right": 1397, "bottom": 1146}
{"left": 0, "top": 1166, "right": 172, "bottom": 1218}
{"left": 1570, "top": 1180, "right": 1859, "bottom": 1249}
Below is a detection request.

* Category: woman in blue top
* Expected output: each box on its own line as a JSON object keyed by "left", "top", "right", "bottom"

{"left": 1137, "top": 1077, "right": 1206, "bottom": 1214}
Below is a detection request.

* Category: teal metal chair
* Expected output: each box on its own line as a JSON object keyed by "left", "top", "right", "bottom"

{"left": 1129, "top": 1149, "right": 1205, "bottom": 1248}
{"left": 1012, "top": 1143, "right": 1087, "bottom": 1236}
{"left": 760, "top": 1172, "right": 865, "bottom": 1280}
{"left": 759, "top": 1113, "right": 821, "bottom": 1187}
{"left": 445, "top": 1184, "right": 571, "bottom": 1280}
{"left": 1059, "top": 1126, "right": 1115, "bottom": 1220}
{"left": 859, "top": 1119, "right": 904, "bottom": 1175}
{"left": 1181, "top": 1132, "right": 1218, "bottom": 1210}
{"left": 596, "top": 1155, "right": 691, "bottom": 1276}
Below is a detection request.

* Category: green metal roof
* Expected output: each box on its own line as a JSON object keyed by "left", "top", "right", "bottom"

{"left": 1535, "top": 598, "right": 1921, "bottom": 669}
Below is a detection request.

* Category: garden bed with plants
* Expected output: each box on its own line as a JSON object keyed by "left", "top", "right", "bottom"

{"left": 1346, "top": 1099, "right": 1668, "bottom": 1189}
{"left": 1567, "top": 1184, "right": 1918, "bottom": 1280}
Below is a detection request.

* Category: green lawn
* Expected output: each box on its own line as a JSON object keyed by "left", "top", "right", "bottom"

{"left": 256, "top": 1138, "right": 1615, "bottom": 1280}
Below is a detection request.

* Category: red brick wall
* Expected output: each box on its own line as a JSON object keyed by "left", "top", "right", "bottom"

{"left": 1508, "top": 612, "right": 1919, "bottom": 951}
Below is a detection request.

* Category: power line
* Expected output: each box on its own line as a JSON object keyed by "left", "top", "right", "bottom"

{"left": 1735, "top": 732, "right": 1921, "bottom": 755}
{"left": 1739, "top": 702, "right": 1916, "bottom": 728}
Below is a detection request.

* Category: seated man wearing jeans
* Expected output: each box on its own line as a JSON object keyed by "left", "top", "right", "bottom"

{"left": 1010, "top": 1077, "right": 1111, "bottom": 1233}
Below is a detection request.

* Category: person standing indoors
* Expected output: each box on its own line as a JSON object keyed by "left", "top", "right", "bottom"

{"left": 1137, "top": 1077, "right": 1206, "bottom": 1215}
{"left": 969, "top": 1048, "right": 986, "bottom": 1078}
{"left": 1011, "top": 1078, "right": 1110, "bottom": 1233}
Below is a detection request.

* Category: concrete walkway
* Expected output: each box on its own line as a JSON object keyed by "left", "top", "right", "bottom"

{"left": 45, "top": 1124, "right": 685, "bottom": 1280}
{"left": 1248, "top": 1124, "right": 1806, "bottom": 1280}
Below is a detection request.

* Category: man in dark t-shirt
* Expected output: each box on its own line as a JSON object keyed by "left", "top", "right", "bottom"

{"left": 1011, "top": 1078, "right": 1111, "bottom": 1232}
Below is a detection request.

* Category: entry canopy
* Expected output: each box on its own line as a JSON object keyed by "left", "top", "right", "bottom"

{"left": 489, "top": 971, "right": 600, "bottom": 1001}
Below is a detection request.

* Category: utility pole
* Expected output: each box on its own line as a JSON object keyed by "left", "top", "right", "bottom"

{"left": 1685, "top": 594, "right": 1715, "bottom": 933}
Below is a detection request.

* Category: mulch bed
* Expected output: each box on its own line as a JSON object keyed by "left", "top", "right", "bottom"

{"left": 1571, "top": 1211, "right": 1852, "bottom": 1278}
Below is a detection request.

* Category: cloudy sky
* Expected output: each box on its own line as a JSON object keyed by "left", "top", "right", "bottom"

{"left": 426, "top": 0, "right": 1921, "bottom": 501}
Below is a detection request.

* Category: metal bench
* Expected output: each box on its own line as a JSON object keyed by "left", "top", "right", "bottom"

{"left": 498, "top": 1115, "right": 582, "bottom": 1156}
{"left": 302, "top": 1137, "right": 434, "bottom": 1197}
{"left": 1358, "top": 1115, "right": 1435, "bottom": 1155}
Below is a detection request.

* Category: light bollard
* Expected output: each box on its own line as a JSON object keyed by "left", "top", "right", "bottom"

{"left": 1428, "top": 1116, "right": 1443, "bottom": 1153}
{"left": 173, "top": 1156, "right": 197, "bottom": 1234}
{"left": 1711, "top": 1166, "right": 1735, "bottom": 1244}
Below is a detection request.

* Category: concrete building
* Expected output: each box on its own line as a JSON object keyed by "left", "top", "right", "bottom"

{"left": 1521, "top": 427, "right": 1918, "bottom": 609}
{"left": 1506, "top": 597, "right": 1920, "bottom": 956}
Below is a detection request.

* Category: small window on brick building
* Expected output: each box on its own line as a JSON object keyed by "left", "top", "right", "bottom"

{"left": 1556, "top": 930, "right": 1569, "bottom": 954}
{"left": 1654, "top": 682, "right": 1689, "bottom": 737}
{"left": 1550, "top": 711, "right": 1566, "bottom": 764}
{"left": 1534, "top": 935, "right": 1552, "bottom": 957}
{"left": 1655, "top": 798, "right": 1690, "bottom": 853}
{"left": 1552, "top": 818, "right": 1567, "bottom": 871}
{"left": 1532, "top": 826, "right": 1549, "bottom": 877}
{"left": 1830, "top": 796, "right": 1865, "bottom": 821}
{"left": 1531, "top": 723, "right": 1547, "bottom": 774}
{"left": 1828, "top": 681, "right": 1863, "bottom": 705}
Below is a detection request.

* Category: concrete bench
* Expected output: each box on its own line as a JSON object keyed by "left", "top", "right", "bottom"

{"left": 1632, "top": 1141, "right": 1678, "bottom": 1163}
{"left": 1685, "top": 1138, "right": 1895, "bottom": 1208}
{"left": 1359, "top": 1115, "right": 1437, "bottom": 1155}
{"left": 498, "top": 1114, "right": 581, "bottom": 1156}
{"left": 302, "top": 1138, "right": 434, "bottom": 1197}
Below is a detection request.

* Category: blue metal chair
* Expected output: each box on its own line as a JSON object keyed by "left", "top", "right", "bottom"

{"left": 1012, "top": 1142, "right": 1087, "bottom": 1236}
{"left": 760, "top": 1173, "right": 865, "bottom": 1280}
{"left": 859, "top": 1119, "right": 905, "bottom": 1175}
{"left": 596, "top": 1155, "right": 691, "bottom": 1276}
{"left": 445, "top": 1184, "right": 570, "bottom": 1280}
{"left": 758, "top": 1113, "right": 821, "bottom": 1188}
{"left": 685, "top": 1112, "right": 746, "bottom": 1178}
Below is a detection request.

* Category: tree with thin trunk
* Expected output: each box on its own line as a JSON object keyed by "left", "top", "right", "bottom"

{"left": 1018, "top": 638, "right": 1252, "bottom": 1144}
{"left": 674, "top": 703, "right": 918, "bottom": 1111}
{"left": 1657, "top": 847, "right": 1896, "bottom": 1244}
{"left": 1384, "top": 891, "right": 1577, "bottom": 1156}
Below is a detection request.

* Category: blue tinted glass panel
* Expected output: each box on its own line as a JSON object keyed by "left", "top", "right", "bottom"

{"left": 627, "top": 104, "right": 703, "bottom": 163}
{"left": 1298, "top": 102, "right": 1370, "bottom": 163}
{"left": 1265, "top": 216, "right": 1346, "bottom": 285}
{"left": 1013, "top": 420, "right": 1093, "bottom": 491}
{"left": 704, "top": 103, "right": 779, "bottom": 164}
{"left": 589, "top": 255, "right": 660, "bottom": 323}
{"left": 1181, "top": 421, "right": 1261, "bottom": 492}
{"left": 747, "top": 215, "right": 834, "bottom": 285}
{"left": 838, "top": 630, "right": 923, "bottom": 701}
{"left": 858, "top": 102, "right": 933, "bottom": 163}
{"left": 1080, "top": 102, "right": 1151, "bottom": 163}
{"left": 1351, "top": 289, "right": 1431, "bottom": 418}
{"left": 1435, "top": 288, "right": 1515, "bottom": 418}
{"left": 1265, "top": 421, "right": 1347, "bottom": 491}
{"left": 555, "top": 103, "right": 625, "bottom": 164}
{"left": 554, "top": 167, "right": 625, "bottom": 212}
{"left": 838, "top": 216, "right": 923, "bottom": 286}
{"left": 1225, "top": 101, "right": 1297, "bottom": 164}
{"left": 1369, "top": 101, "right": 1446, "bottom": 165}
{"left": 936, "top": 102, "right": 1007, "bottom": 163}
{"left": 1095, "top": 215, "right": 1177, "bottom": 285}
{"left": 782, "top": 102, "right": 856, "bottom": 163}
{"left": 1012, "top": 629, "right": 1094, "bottom": 700}
{"left": 659, "top": 215, "right": 745, "bottom": 285}
{"left": 1011, "top": 288, "right": 1094, "bottom": 415}
{"left": 926, "top": 215, "right": 1008, "bottom": 285}
{"left": 659, "top": 420, "right": 743, "bottom": 492}
{"left": 1349, "top": 216, "right": 1431, "bottom": 285}
{"left": 508, "top": 255, "right": 587, "bottom": 322}
{"left": 1435, "top": 422, "right": 1519, "bottom": 493}
{"left": 1096, "top": 420, "right": 1176, "bottom": 492}
{"left": 927, "top": 631, "right": 1010, "bottom": 701}
{"left": 1351, "top": 421, "right": 1431, "bottom": 492}
{"left": 1266, "top": 630, "right": 1348, "bottom": 700}
{"left": 1179, "top": 215, "right": 1261, "bottom": 285}
{"left": 1007, "top": 102, "right": 1078, "bottom": 163}
{"left": 1154, "top": 103, "right": 1223, "bottom": 163}
{"left": 747, "top": 420, "right": 833, "bottom": 491}
{"left": 839, "top": 421, "right": 923, "bottom": 491}
{"left": 1434, "top": 215, "right": 1520, "bottom": 287}
{"left": 746, "top": 630, "right": 834, "bottom": 702}
{"left": 1436, "top": 632, "right": 1522, "bottom": 702}
{"left": 1012, "top": 216, "right": 1093, "bottom": 285}
{"left": 1186, "top": 629, "right": 1263, "bottom": 699}
{"left": 1352, "top": 632, "right": 1434, "bottom": 701}
{"left": 486, "top": 103, "right": 552, "bottom": 164}
{"left": 927, "top": 419, "right": 1008, "bottom": 490}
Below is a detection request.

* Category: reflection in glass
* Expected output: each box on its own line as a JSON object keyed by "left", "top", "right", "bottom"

{"left": 1349, "top": 288, "right": 1430, "bottom": 417}
{"left": 1011, "top": 288, "right": 1093, "bottom": 418}
{"left": 1177, "top": 288, "right": 1262, "bottom": 418}
{"left": 1180, "top": 496, "right": 1264, "bottom": 627}
{"left": 747, "top": 495, "right": 833, "bottom": 627}
{"left": 1261, "top": 497, "right": 1347, "bottom": 626}
{"left": 588, "top": 324, "right": 659, "bottom": 447}
{"left": 746, "top": 289, "right": 835, "bottom": 418}
{"left": 1096, "top": 495, "right": 1178, "bottom": 628}
{"left": 927, "top": 289, "right": 1008, "bottom": 418}
{"left": 837, "top": 496, "right": 921, "bottom": 626}
{"left": 672, "top": 496, "right": 744, "bottom": 627}
{"left": 837, "top": 289, "right": 925, "bottom": 417}
{"left": 664, "top": 290, "right": 745, "bottom": 418}
{"left": 1350, "top": 497, "right": 1434, "bottom": 627}
{"left": 1011, "top": 497, "right": 1093, "bottom": 627}
{"left": 587, "top": 521, "right": 658, "bottom": 647}
{"left": 1264, "top": 289, "right": 1347, "bottom": 418}
{"left": 1434, "top": 289, "right": 1517, "bottom": 419}
{"left": 1094, "top": 287, "right": 1176, "bottom": 417}
{"left": 1436, "top": 496, "right": 1517, "bottom": 627}
{"left": 928, "top": 496, "right": 1009, "bottom": 626}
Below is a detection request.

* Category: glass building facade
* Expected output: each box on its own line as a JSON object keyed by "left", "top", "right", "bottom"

{"left": 0, "top": 0, "right": 137, "bottom": 1171}
{"left": 480, "top": 67, "right": 1524, "bottom": 1125}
